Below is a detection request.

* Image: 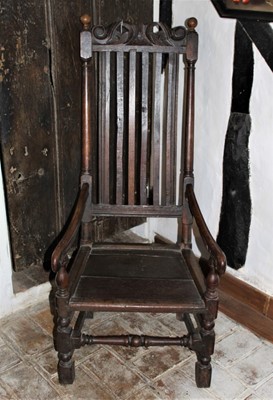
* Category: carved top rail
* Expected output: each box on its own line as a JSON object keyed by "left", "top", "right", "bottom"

{"left": 80, "top": 15, "right": 195, "bottom": 54}
{"left": 91, "top": 21, "right": 187, "bottom": 48}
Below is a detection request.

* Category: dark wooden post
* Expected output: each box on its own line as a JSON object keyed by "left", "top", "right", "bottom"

{"left": 80, "top": 15, "right": 92, "bottom": 176}
{"left": 184, "top": 17, "right": 198, "bottom": 178}
{"left": 80, "top": 15, "right": 93, "bottom": 244}
{"left": 181, "top": 18, "right": 198, "bottom": 248}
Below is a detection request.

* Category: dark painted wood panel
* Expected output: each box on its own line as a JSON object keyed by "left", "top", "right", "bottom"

{"left": 0, "top": 0, "right": 58, "bottom": 270}
{"left": 48, "top": 0, "right": 92, "bottom": 226}
{"left": 93, "top": 0, "right": 153, "bottom": 25}
{"left": 0, "top": 0, "right": 153, "bottom": 272}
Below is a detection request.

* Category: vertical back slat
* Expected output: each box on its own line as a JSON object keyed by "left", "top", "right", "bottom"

{"left": 140, "top": 52, "right": 149, "bottom": 205}
{"left": 109, "top": 52, "right": 117, "bottom": 204}
{"left": 170, "top": 54, "right": 179, "bottom": 204}
{"left": 162, "top": 53, "right": 178, "bottom": 205}
{"left": 151, "top": 52, "right": 162, "bottom": 205}
{"left": 161, "top": 59, "right": 167, "bottom": 206}
{"left": 98, "top": 51, "right": 111, "bottom": 204}
{"left": 116, "top": 51, "right": 124, "bottom": 205}
{"left": 128, "top": 51, "right": 137, "bottom": 205}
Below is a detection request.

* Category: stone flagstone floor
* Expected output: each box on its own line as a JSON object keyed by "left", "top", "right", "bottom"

{"left": 0, "top": 299, "right": 273, "bottom": 400}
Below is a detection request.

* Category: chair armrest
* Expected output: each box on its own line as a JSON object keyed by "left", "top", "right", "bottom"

{"left": 186, "top": 184, "right": 226, "bottom": 276}
{"left": 51, "top": 183, "right": 90, "bottom": 272}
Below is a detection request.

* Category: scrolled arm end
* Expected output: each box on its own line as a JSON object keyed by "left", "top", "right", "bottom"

{"left": 51, "top": 183, "right": 90, "bottom": 273}
{"left": 51, "top": 253, "right": 59, "bottom": 273}
{"left": 51, "top": 246, "right": 67, "bottom": 273}
{"left": 215, "top": 252, "right": 226, "bottom": 276}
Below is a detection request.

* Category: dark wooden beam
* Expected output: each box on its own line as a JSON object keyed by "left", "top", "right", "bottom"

{"left": 239, "top": 20, "right": 273, "bottom": 72}
{"left": 93, "top": 0, "right": 153, "bottom": 25}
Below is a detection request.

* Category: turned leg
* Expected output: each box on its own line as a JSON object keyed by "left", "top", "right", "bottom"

{"left": 195, "top": 269, "right": 219, "bottom": 388}
{"left": 55, "top": 266, "right": 75, "bottom": 384}
{"left": 56, "top": 316, "right": 75, "bottom": 384}
{"left": 195, "top": 359, "right": 212, "bottom": 388}
{"left": 195, "top": 319, "right": 215, "bottom": 388}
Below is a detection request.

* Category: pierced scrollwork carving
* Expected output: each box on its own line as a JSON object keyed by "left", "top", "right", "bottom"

{"left": 91, "top": 21, "right": 187, "bottom": 48}
{"left": 145, "top": 22, "right": 186, "bottom": 46}
{"left": 92, "top": 22, "right": 136, "bottom": 45}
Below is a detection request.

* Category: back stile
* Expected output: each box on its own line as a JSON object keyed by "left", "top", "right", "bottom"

{"left": 140, "top": 52, "right": 150, "bottom": 205}
{"left": 184, "top": 21, "right": 198, "bottom": 179}
{"left": 116, "top": 51, "right": 125, "bottom": 205}
{"left": 184, "top": 61, "right": 195, "bottom": 178}
{"left": 128, "top": 50, "right": 137, "bottom": 205}
{"left": 98, "top": 51, "right": 111, "bottom": 204}
{"left": 81, "top": 59, "right": 91, "bottom": 175}
{"left": 151, "top": 52, "right": 162, "bottom": 206}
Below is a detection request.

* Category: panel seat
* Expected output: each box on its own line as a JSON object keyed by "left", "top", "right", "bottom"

{"left": 69, "top": 244, "right": 205, "bottom": 313}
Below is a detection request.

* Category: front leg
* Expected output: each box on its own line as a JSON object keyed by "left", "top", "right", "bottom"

{"left": 195, "top": 269, "right": 219, "bottom": 388}
{"left": 55, "top": 266, "right": 75, "bottom": 384}
{"left": 195, "top": 316, "right": 215, "bottom": 388}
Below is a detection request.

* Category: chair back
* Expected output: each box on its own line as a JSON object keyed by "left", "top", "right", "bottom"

{"left": 80, "top": 16, "right": 198, "bottom": 219}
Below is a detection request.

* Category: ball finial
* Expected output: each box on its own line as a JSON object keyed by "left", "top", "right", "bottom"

{"left": 186, "top": 17, "right": 198, "bottom": 31}
{"left": 80, "top": 14, "right": 91, "bottom": 29}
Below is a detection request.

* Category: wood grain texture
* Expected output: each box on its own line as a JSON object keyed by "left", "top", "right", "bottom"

{"left": 151, "top": 52, "right": 162, "bottom": 205}
{"left": 47, "top": 0, "right": 84, "bottom": 223}
{"left": 0, "top": 0, "right": 58, "bottom": 270}
{"left": 70, "top": 248, "right": 205, "bottom": 313}
{"left": 267, "top": 298, "right": 273, "bottom": 321}
{"left": 218, "top": 272, "right": 273, "bottom": 343}
{"left": 219, "top": 272, "right": 267, "bottom": 315}
{"left": 219, "top": 290, "right": 273, "bottom": 344}
{"left": 140, "top": 52, "right": 150, "bottom": 205}
{"left": 128, "top": 51, "right": 137, "bottom": 205}
{"left": 1, "top": 0, "right": 151, "bottom": 271}
{"left": 93, "top": 0, "right": 153, "bottom": 25}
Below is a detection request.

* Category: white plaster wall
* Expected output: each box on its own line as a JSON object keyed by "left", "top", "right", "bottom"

{"left": 243, "top": 46, "right": 273, "bottom": 293}
{"left": 0, "top": 162, "right": 14, "bottom": 315}
{"left": 141, "top": 0, "right": 234, "bottom": 243}
{"left": 135, "top": 0, "right": 273, "bottom": 295}
{"left": 0, "top": 162, "right": 50, "bottom": 319}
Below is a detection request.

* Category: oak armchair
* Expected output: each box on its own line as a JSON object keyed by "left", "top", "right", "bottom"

{"left": 51, "top": 14, "right": 226, "bottom": 388}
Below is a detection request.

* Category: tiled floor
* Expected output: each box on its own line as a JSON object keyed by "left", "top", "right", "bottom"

{"left": 0, "top": 299, "right": 273, "bottom": 400}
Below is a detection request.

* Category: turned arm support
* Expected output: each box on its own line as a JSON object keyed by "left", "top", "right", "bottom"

{"left": 51, "top": 183, "right": 90, "bottom": 272}
{"left": 186, "top": 184, "right": 226, "bottom": 276}
{"left": 52, "top": 16, "right": 92, "bottom": 274}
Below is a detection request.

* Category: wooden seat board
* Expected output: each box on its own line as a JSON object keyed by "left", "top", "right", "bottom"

{"left": 69, "top": 247, "right": 205, "bottom": 312}
{"left": 84, "top": 252, "right": 191, "bottom": 279}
